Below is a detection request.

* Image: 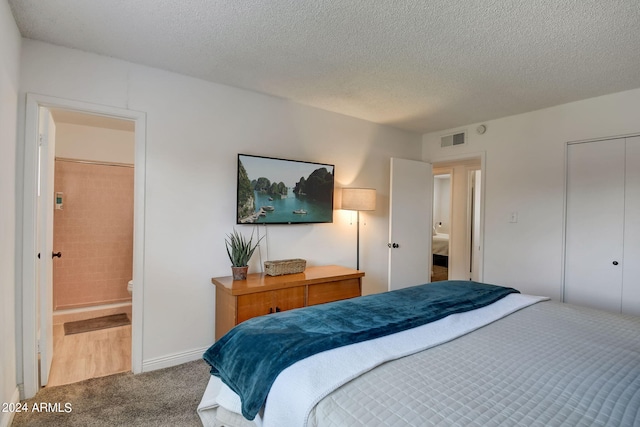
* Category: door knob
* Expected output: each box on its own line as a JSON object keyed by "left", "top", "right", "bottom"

{"left": 612, "top": 261, "right": 619, "bottom": 266}
{"left": 52, "top": 252, "right": 62, "bottom": 259}
{"left": 387, "top": 243, "right": 399, "bottom": 248}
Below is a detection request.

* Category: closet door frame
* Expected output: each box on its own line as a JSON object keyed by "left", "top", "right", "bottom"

{"left": 622, "top": 136, "right": 640, "bottom": 316}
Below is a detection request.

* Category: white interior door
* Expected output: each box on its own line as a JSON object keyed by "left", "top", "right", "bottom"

{"left": 37, "top": 107, "right": 55, "bottom": 386}
{"left": 565, "top": 139, "right": 625, "bottom": 312}
{"left": 622, "top": 136, "right": 640, "bottom": 316}
{"left": 388, "top": 158, "right": 433, "bottom": 291}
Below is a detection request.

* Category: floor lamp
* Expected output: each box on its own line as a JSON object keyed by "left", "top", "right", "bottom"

{"left": 342, "top": 188, "right": 376, "bottom": 270}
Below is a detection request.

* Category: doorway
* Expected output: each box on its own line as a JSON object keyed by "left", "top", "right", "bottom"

{"left": 431, "top": 172, "right": 451, "bottom": 281}
{"left": 21, "top": 94, "right": 146, "bottom": 399}
{"left": 47, "top": 109, "right": 135, "bottom": 386}
{"left": 431, "top": 158, "right": 482, "bottom": 282}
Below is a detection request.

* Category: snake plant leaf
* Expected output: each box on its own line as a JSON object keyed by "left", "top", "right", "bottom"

{"left": 225, "top": 228, "right": 264, "bottom": 267}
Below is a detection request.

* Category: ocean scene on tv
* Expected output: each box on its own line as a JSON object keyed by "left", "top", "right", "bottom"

{"left": 237, "top": 155, "right": 334, "bottom": 224}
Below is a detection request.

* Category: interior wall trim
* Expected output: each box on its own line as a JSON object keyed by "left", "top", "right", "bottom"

{"left": 566, "top": 131, "right": 640, "bottom": 146}
{"left": 142, "top": 346, "right": 210, "bottom": 373}
{"left": 0, "top": 386, "right": 20, "bottom": 427}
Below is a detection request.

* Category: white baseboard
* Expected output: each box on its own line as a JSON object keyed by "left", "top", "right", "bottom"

{"left": 0, "top": 386, "right": 21, "bottom": 427}
{"left": 142, "top": 346, "right": 209, "bottom": 373}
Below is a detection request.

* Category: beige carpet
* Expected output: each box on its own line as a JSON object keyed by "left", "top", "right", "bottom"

{"left": 12, "top": 359, "right": 211, "bottom": 427}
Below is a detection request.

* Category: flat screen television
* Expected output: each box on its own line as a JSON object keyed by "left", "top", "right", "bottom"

{"left": 237, "top": 154, "right": 335, "bottom": 224}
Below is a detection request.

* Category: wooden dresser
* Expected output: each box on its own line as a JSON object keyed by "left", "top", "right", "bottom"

{"left": 212, "top": 265, "right": 364, "bottom": 339}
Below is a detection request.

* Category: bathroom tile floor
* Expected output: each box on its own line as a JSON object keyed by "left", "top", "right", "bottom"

{"left": 46, "top": 323, "right": 131, "bottom": 387}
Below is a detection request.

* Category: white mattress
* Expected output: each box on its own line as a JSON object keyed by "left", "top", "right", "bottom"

{"left": 432, "top": 233, "right": 449, "bottom": 256}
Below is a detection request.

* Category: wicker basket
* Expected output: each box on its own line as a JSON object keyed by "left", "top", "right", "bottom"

{"left": 264, "top": 258, "right": 306, "bottom": 276}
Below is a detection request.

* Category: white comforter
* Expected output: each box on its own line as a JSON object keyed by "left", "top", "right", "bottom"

{"left": 198, "top": 293, "right": 547, "bottom": 427}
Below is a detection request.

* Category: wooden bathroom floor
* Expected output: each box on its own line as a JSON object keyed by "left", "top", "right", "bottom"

{"left": 431, "top": 265, "right": 449, "bottom": 282}
{"left": 47, "top": 323, "right": 131, "bottom": 387}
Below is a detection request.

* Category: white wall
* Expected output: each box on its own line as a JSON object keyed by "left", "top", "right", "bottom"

{"left": 432, "top": 175, "right": 450, "bottom": 233}
{"left": 0, "top": 2, "right": 21, "bottom": 426}
{"left": 18, "top": 39, "right": 422, "bottom": 368}
{"left": 423, "top": 88, "right": 640, "bottom": 300}
{"left": 55, "top": 122, "right": 135, "bottom": 164}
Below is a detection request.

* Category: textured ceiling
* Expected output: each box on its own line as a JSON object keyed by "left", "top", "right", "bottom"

{"left": 9, "top": 0, "right": 640, "bottom": 134}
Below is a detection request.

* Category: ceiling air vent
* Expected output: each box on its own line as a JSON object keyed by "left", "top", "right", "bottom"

{"left": 441, "top": 131, "right": 466, "bottom": 148}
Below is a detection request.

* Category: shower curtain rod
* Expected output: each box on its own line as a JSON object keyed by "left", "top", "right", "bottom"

{"left": 55, "top": 157, "right": 134, "bottom": 168}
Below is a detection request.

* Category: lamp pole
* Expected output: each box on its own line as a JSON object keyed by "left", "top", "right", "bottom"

{"left": 356, "top": 210, "right": 361, "bottom": 270}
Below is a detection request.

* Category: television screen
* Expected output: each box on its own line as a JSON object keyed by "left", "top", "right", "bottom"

{"left": 237, "top": 154, "right": 335, "bottom": 224}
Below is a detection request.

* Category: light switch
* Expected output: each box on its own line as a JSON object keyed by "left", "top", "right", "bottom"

{"left": 509, "top": 212, "right": 518, "bottom": 223}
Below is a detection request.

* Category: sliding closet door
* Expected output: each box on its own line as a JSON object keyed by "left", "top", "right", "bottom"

{"left": 565, "top": 139, "right": 625, "bottom": 312}
{"left": 622, "top": 136, "right": 640, "bottom": 316}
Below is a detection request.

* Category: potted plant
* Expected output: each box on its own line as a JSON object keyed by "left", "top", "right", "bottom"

{"left": 225, "top": 229, "right": 263, "bottom": 280}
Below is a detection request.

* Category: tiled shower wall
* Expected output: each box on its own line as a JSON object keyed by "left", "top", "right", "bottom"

{"left": 53, "top": 160, "right": 134, "bottom": 310}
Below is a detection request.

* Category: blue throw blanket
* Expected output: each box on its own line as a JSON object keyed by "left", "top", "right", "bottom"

{"left": 203, "top": 280, "right": 518, "bottom": 420}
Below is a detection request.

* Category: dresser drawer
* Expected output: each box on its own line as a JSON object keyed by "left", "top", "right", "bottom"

{"left": 237, "top": 287, "right": 305, "bottom": 323}
{"left": 307, "top": 278, "right": 361, "bottom": 306}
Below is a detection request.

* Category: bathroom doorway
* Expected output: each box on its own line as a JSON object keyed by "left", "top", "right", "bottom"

{"left": 21, "top": 94, "right": 146, "bottom": 398}
{"left": 47, "top": 109, "right": 135, "bottom": 386}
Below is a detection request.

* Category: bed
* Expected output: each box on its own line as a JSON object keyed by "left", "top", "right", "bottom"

{"left": 198, "top": 280, "right": 640, "bottom": 427}
{"left": 432, "top": 232, "right": 449, "bottom": 267}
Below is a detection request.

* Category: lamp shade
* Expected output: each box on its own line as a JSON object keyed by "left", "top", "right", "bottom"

{"left": 342, "top": 188, "right": 376, "bottom": 211}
